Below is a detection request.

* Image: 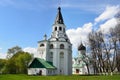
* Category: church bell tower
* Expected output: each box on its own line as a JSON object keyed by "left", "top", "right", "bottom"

{"left": 49, "top": 7, "right": 72, "bottom": 75}
{"left": 50, "top": 7, "right": 70, "bottom": 42}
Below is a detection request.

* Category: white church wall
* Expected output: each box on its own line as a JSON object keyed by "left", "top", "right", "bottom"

{"left": 65, "top": 51, "right": 69, "bottom": 75}
{"left": 28, "top": 68, "right": 36, "bottom": 75}
{"left": 28, "top": 68, "right": 47, "bottom": 75}
{"left": 48, "top": 41, "right": 72, "bottom": 75}
{"left": 59, "top": 52, "right": 64, "bottom": 74}
{"left": 37, "top": 41, "right": 49, "bottom": 61}
{"left": 68, "top": 52, "right": 72, "bottom": 75}
{"left": 46, "top": 69, "right": 52, "bottom": 75}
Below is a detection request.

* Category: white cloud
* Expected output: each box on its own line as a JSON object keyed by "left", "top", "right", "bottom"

{"left": 66, "top": 22, "right": 92, "bottom": 48}
{"left": 0, "top": 47, "right": 38, "bottom": 59}
{"left": 0, "top": 48, "right": 6, "bottom": 59}
{"left": 95, "top": 5, "right": 119, "bottom": 22}
{"left": 99, "top": 18, "right": 117, "bottom": 34}
{"left": 23, "top": 47, "right": 37, "bottom": 57}
{"left": 66, "top": 5, "right": 119, "bottom": 50}
{"left": 0, "top": 53, "right": 7, "bottom": 59}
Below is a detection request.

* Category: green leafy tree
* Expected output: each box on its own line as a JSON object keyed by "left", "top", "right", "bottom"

{"left": 0, "top": 59, "right": 7, "bottom": 74}
{"left": 3, "top": 46, "right": 32, "bottom": 74}
{"left": 7, "top": 46, "right": 22, "bottom": 59}
{"left": 3, "top": 59, "right": 16, "bottom": 74}
{"left": 14, "top": 51, "right": 32, "bottom": 73}
{"left": 3, "top": 51, "right": 32, "bottom": 74}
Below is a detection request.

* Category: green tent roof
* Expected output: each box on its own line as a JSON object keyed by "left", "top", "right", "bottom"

{"left": 28, "top": 58, "right": 56, "bottom": 69}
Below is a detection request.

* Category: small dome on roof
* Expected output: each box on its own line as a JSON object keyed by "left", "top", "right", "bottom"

{"left": 78, "top": 43, "right": 86, "bottom": 50}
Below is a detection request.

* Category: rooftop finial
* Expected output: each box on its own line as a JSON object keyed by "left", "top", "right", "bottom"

{"left": 44, "top": 34, "right": 47, "bottom": 40}
{"left": 58, "top": 0, "right": 61, "bottom": 7}
{"left": 58, "top": 6, "right": 61, "bottom": 11}
{"left": 54, "top": 6, "right": 64, "bottom": 24}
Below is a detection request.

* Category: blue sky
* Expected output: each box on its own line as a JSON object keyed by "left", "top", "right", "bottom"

{"left": 0, "top": 0, "right": 120, "bottom": 58}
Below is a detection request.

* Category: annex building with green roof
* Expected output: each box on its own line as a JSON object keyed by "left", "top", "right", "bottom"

{"left": 28, "top": 58, "right": 56, "bottom": 75}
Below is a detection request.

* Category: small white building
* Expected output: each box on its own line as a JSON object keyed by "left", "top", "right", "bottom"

{"left": 28, "top": 58, "right": 56, "bottom": 75}
{"left": 28, "top": 7, "right": 72, "bottom": 75}
{"left": 72, "top": 43, "right": 93, "bottom": 75}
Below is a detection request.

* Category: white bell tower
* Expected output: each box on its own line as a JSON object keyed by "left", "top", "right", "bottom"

{"left": 37, "top": 6, "right": 72, "bottom": 75}
{"left": 49, "top": 7, "right": 72, "bottom": 75}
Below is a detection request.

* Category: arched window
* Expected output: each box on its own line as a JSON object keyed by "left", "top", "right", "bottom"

{"left": 63, "top": 28, "right": 65, "bottom": 32}
{"left": 59, "top": 27, "right": 62, "bottom": 31}
{"left": 50, "top": 44, "right": 54, "bottom": 49}
{"left": 60, "top": 52, "right": 64, "bottom": 58}
{"left": 69, "top": 46, "right": 71, "bottom": 49}
{"left": 50, "top": 52, "right": 53, "bottom": 62}
{"left": 60, "top": 44, "right": 64, "bottom": 49}
{"left": 55, "top": 27, "right": 57, "bottom": 31}
{"left": 50, "top": 52, "right": 53, "bottom": 58}
{"left": 40, "top": 44, "right": 44, "bottom": 47}
{"left": 59, "top": 52, "right": 64, "bottom": 74}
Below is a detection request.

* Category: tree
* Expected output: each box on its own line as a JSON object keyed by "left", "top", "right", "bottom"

{"left": 0, "top": 59, "right": 7, "bottom": 74}
{"left": 2, "top": 46, "right": 32, "bottom": 74}
{"left": 7, "top": 46, "right": 22, "bottom": 59}
{"left": 3, "top": 51, "right": 32, "bottom": 74}
{"left": 88, "top": 31, "right": 105, "bottom": 74}
{"left": 14, "top": 51, "right": 32, "bottom": 74}
{"left": 108, "top": 11, "right": 120, "bottom": 73}
{"left": 88, "top": 25, "right": 120, "bottom": 75}
{"left": 111, "top": 24, "right": 120, "bottom": 73}
{"left": 3, "top": 58, "right": 17, "bottom": 74}
{"left": 82, "top": 55, "right": 90, "bottom": 75}
{"left": 87, "top": 10, "right": 120, "bottom": 75}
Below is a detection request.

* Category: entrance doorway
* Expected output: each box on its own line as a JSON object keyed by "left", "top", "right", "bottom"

{"left": 39, "top": 70, "right": 42, "bottom": 75}
{"left": 76, "top": 69, "right": 79, "bottom": 74}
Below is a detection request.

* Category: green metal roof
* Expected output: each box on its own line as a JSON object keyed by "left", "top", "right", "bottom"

{"left": 28, "top": 58, "right": 56, "bottom": 69}
{"left": 73, "top": 64, "right": 83, "bottom": 68}
{"left": 73, "top": 62, "right": 86, "bottom": 68}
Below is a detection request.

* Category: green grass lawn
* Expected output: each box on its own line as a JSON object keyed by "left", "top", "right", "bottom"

{"left": 0, "top": 74, "right": 120, "bottom": 80}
